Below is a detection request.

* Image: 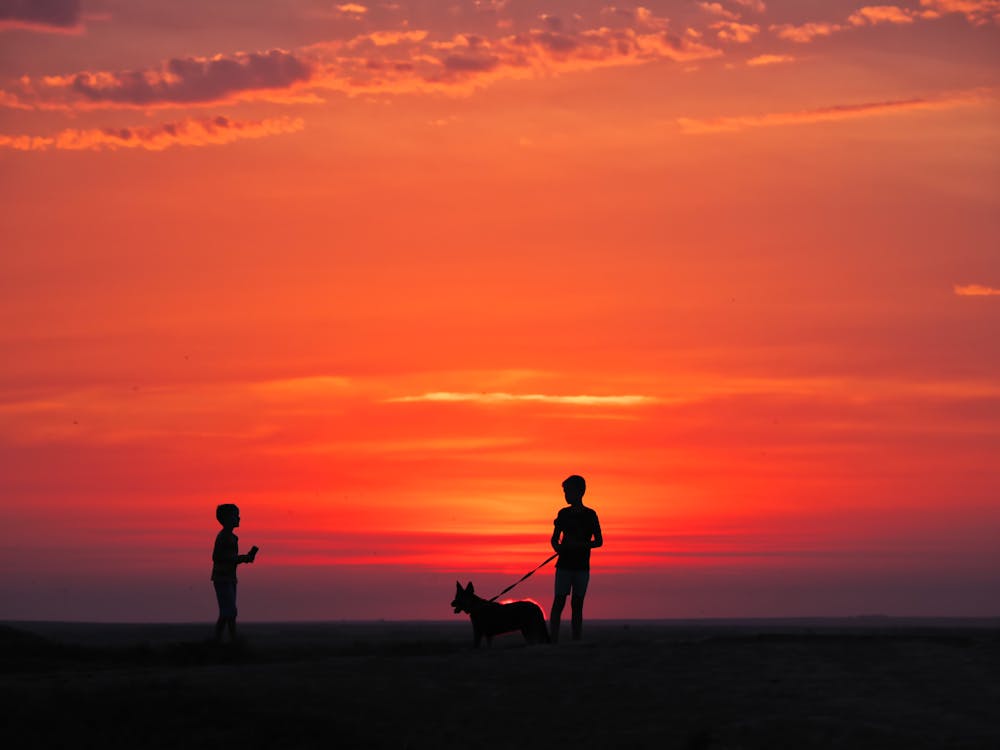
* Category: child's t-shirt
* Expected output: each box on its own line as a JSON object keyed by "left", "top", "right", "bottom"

{"left": 211, "top": 529, "right": 239, "bottom": 582}
{"left": 553, "top": 505, "right": 601, "bottom": 571}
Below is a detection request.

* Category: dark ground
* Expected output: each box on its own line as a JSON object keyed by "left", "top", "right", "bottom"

{"left": 3, "top": 619, "right": 999, "bottom": 749}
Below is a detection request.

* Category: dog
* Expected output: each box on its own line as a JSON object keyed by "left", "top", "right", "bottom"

{"left": 451, "top": 581, "right": 550, "bottom": 647}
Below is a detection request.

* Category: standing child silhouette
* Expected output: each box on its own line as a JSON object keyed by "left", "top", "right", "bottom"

{"left": 550, "top": 475, "right": 603, "bottom": 642}
{"left": 211, "top": 503, "right": 258, "bottom": 644}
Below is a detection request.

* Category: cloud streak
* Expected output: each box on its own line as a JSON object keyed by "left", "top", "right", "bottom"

{"left": 387, "top": 392, "right": 657, "bottom": 406}
{"left": 954, "top": 284, "right": 1000, "bottom": 296}
{"left": 0, "top": 115, "right": 304, "bottom": 152}
{"left": 677, "top": 91, "right": 989, "bottom": 134}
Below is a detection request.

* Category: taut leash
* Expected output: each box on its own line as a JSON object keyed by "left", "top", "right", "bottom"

{"left": 487, "top": 552, "right": 559, "bottom": 603}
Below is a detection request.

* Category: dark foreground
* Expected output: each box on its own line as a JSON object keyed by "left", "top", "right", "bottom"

{"left": 3, "top": 619, "right": 999, "bottom": 749}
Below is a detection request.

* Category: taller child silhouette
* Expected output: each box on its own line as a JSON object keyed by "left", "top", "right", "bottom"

{"left": 550, "top": 475, "right": 603, "bottom": 642}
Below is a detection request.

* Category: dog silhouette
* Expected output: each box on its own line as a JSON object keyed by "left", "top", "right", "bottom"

{"left": 451, "top": 581, "right": 550, "bottom": 647}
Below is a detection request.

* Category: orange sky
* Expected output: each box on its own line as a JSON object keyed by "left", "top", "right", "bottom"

{"left": 1, "top": 0, "right": 998, "bottom": 621}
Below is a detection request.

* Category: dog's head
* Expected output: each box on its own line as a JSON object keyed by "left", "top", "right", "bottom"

{"left": 451, "top": 581, "right": 476, "bottom": 614}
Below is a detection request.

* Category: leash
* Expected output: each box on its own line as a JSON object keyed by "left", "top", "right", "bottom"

{"left": 487, "top": 552, "right": 559, "bottom": 603}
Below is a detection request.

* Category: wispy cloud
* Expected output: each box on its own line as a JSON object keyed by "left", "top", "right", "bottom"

{"left": 336, "top": 3, "right": 368, "bottom": 16}
{"left": 677, "top": 91, "right": 989, "bottom": 134}
{"left": 733, "top": 0, "right": 767, "bottom": 11}
{"left": 387, "top": 392, "right": 657, "bottom": 406}
{"left": 746, "top": 53, "right": 795, "bottom": 66}
{"left": 771, "top": 1, "right": 994, "bottom": 45}
{"left": 697, "top": 2, "right": 739, "bottom": 20}
{"left": 848, "top": 5, "right": 918, "bottom": 26}
{"left": 954, "top": 283, "right": 1000, "bottom": 296}
{"left": 771, "top": 21, "right": 843, "bottom": 43}
{"left": 0, "top": 115, "right": 304, "bottom": 152}
{"left": 0, "top": 0, "right": 81, "bottom": 34}
{"left": 711, "top": 21, "right": 760, "bottom": 43}
{"left": 308, "top": 19, "right": 724, "bottom": 96}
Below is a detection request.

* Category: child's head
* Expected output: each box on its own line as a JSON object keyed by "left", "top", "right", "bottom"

{"left": 562, "top": 475, "right": 586, "bottom": 504}
{"left": 216, "top": 503, "right": 240, "bottom": 529}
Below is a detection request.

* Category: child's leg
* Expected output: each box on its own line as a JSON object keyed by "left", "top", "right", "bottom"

{"left": 213, "top": 581, "right": 238, "bottom": 642}
{"left": 570, "top": 595, "right": 585, "bottom": 640}
{"left": 569, "top": 571, "right": 589, "bottom": 640}
{"left": 550, "top": 594, "right": 567, "bottom": 642}
{"left": 227, "top": 583, "right": 239, "bottom": 641}
{"left": 551, "top": 569, "right": 574, "bottom": 643}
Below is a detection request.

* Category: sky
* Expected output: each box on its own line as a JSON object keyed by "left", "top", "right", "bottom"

{"left": 1, "top": 0, "right": 998, "bottom": 622}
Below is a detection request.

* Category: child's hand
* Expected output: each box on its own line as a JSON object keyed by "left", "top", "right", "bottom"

{"left": 248, "top": 545, "right": 259, "bottom": 562}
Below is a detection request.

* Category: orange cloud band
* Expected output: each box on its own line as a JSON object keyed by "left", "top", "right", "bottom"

{"left": 5, "top": 14, "right": 723, "bottom": 111}
{"left": 0, "top": 115, "right": 304, "bottom": 152}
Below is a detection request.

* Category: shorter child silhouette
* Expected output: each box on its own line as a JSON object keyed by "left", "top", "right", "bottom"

{"left": 211, "top": 503, "right": 258, "bottom": 643}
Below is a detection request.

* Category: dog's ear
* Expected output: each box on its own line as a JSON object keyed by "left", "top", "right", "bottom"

{"left": 455, "top": 581, "right": 462, "bottom": 593}
{"left": 466, "top": 582, "right": 475, "bottom": 593}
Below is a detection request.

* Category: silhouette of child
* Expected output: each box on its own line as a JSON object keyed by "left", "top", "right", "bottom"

{"left": 550, "top": 475, "right": 603, "bottom": 642}
{"left": 211, "top": 503, "right": 258, "bottom": 643}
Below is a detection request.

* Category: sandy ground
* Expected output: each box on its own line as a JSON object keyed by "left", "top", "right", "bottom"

{"left": 3, "top": 619, "right": 999, "bottom": 749}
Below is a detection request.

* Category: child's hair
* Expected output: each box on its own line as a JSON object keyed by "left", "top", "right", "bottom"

{"left": 216, "top": 503, "right": 239, "bottom": 525}
{"left": 562, "top": 475, "right": 586, "bottom": 494}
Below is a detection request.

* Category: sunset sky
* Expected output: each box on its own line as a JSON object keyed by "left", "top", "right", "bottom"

{"left": 1, "top": 0, "right": 998, "bottom": 622}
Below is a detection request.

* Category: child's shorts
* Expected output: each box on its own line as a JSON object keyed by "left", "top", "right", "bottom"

{"left": 214, "top": 581, "right": 238, "bottom": 619}
{"left": 554, "top": 569, "right": 590, "bottom": 597}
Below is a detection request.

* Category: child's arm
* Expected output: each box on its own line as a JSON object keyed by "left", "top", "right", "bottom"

{"left": 590, "top": 516, "right": 603, "bottom": 549}
{"left": 237, "top": 545, "right": 259, "bottom": 564}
